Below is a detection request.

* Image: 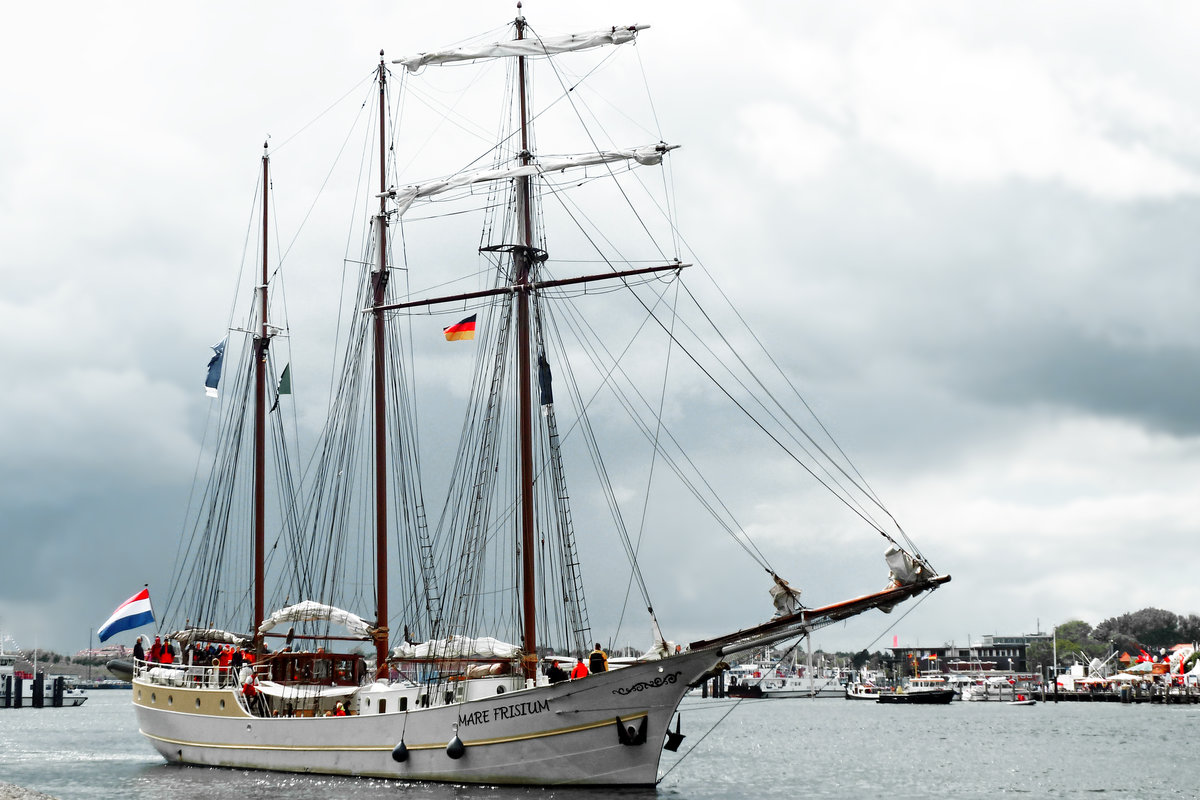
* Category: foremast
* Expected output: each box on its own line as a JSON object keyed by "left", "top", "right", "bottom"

{"left": 371, "top": 53, "right": 391, "bottom": 676}
{"left": 253, "top": 144, "right": 269, "bottom": 649}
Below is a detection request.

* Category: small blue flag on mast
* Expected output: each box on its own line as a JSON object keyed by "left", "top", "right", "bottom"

{"left": 204, "top": 337, "right": 227, "bottom": 398}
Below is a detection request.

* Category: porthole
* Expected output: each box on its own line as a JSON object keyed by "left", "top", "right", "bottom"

{"left": 168, "top": 695, "right": 174, "bottom": 706}
{"left": 220, "top": 699, "right": 226, "bottom": 710}
{"left": 136, "top": 690, "right": 142, "bottom": 701}
{"left": 195, "top": 698, "right": 202, "bottom": 709}
{"left": 151, "top": 693, "right": 157, "bottom": 703}
{"left": 496, "top": 685, "right": 506, "bottom": 695}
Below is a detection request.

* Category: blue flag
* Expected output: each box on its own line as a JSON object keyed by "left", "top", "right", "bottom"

{"left": 205, "top": 337, "right": 227, "bottom": 398}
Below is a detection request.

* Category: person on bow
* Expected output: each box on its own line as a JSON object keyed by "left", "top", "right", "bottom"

{"left": 570, "top": 659, "right": 589, "bottom": 680}
{"left": 547, "top": 660, "right": 568, "bottom": 684}
{"left": 588, "top": 643, "right": 608, "bottom": 673}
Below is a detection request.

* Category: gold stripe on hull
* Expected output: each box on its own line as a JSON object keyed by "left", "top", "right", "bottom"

{"left": 138, "top": 710, "right": 648, "bottom": 752}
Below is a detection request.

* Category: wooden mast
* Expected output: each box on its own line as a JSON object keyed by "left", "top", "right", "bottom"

{"left": 253, "top": 142, "right": 269, "bottom": 650}
{"left": 514, "top": 10, "right": 539, "bottom": 680}
{"left": 370, "top": 14, "right": 685, "bottom": 676}
{"left": 371, "top": 53, "right": 391, "bottom": 676}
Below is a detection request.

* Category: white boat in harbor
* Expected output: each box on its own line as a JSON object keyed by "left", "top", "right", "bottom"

{"left": 129, "top": 8, "right": 948, "bottom": 786}
{"left": 844, "top": 681, "right": 882, "bottom": 700}
{"left": 961, "top": 674, "right": 1037, "bottom": 702}
{"left": 876, "top": 676, "right": 956, "bottom": 705}
{"left": 0, "top": 650, "right": 88, "bottom": 708}
{"left": 760, "top": 673, "right": 845, "bottom": 699}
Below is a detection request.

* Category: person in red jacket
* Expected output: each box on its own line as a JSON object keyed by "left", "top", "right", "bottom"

{"left": 570, "top": 660, "right": 589, "bottom": 680}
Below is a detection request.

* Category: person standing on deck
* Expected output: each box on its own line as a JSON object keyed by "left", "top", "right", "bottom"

{"left": 570, "top": 660, "right": 589, "bottom": 680}
{"left": 589, "top": 643, "right": 608, "bottom": 673}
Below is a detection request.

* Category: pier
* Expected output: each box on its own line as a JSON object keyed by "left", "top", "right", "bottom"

{"left": 1, "top": 674, "right": 75, "bottom": 709}
{"left": 1040, "top": 684, "right": 1200, "bottom": 704}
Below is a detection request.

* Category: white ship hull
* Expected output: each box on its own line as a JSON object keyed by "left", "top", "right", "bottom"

{"left": 759, "top": 676, "right": 844, "bottom": 699}
{"left": 134, "top": 649, "right": 717, "bottom": 785}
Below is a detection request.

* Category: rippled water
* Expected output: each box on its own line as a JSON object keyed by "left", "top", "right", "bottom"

{"left": 3, "top": 692, "right": 1199, "bottom": 799}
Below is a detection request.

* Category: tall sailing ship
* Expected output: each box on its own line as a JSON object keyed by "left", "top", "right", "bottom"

{"left": 131, "top": 9, "right": 948, "bottom": 786}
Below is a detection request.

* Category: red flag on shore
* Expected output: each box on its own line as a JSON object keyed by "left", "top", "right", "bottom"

{"left": 443, "top": 314, "right": 477, "bottom": 341}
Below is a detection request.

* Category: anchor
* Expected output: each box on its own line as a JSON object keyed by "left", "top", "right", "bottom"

{"left": 615, "top": 715, "right": 647, "bottom": 746}
{"left": 663, "top": 713, "right": 685, "bottom": 752}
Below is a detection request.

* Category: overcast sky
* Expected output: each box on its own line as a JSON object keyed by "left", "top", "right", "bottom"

{"left": 3, "top": 1, "right": 1200, "bottom": 658}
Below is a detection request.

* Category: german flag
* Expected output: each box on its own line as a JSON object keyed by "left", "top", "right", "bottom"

{"left": 443, "top": 314, "right": 477, "bottom": 341}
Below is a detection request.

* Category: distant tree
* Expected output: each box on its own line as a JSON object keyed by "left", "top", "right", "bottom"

{"left": 1057, "top": 620, "right": 1093, "bottom": 643}
{"left": 1180, "top": 615, "right": 1200, "bottom": 643}
{"left": 1095, "top": 608, "right": 1184, "bottom": 653}
{"left": 1109, "top": 633, "right": 1139, "bottom": 657}
{"left": 851, "top": 649, "right": 870, "bottom": 670}
{"left": 1026, "top": 639, "right": 1053, "bottom": 671}
{"left": 1042, "top": 620, "right": 1110, "bottom": 667}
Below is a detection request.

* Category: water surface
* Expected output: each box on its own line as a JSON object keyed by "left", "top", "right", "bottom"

{"left": 2, "top": 692, "right": 1196, "bottom": 799}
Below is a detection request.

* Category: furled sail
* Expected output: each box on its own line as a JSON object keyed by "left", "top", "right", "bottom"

{"left": 389, "top": 144, "right": 678, "bottom": 218}
{"left": 393, "top": 25, "right": 647, "bottom": 72}
{"left": 257, "top": 600, "right": 375, "bottom": 640}
{"left": 885, "top": 545, "right": 925, "bottom": 587}
{"left": 167, "top": 628, "right": 251, "bottom": 647}
{"left": 392, "top": 635, "right": 520, "bottom": 660}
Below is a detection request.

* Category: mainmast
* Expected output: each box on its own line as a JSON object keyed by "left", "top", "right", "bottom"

{"left": 381, "top": 12, "right": 678, "bottom": 672}
{"left": 514, "top": 10, "right": 539, "bottom": 680}
{"left": 253, "top": 143, "right": 269, "bottom": 649}
{"left": 371, "top": 53, "right": 391, "bottom": 676}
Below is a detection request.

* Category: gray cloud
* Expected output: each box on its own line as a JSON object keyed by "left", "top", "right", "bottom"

{"left": 4, "top": 1, "right": 1200, "bottom": 658}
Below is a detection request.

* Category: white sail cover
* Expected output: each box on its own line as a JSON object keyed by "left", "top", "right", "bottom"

{"left": 769, "top": 574, "right": 803, "bottom": 617}
{"left": 257, "top": 600, "right": 374, "bottom": 639}
{"left": 393, "top": 25, "right": 647, "bottom": 72}
{"left": 392, "top": 635, "right": 520, "bottom": 660}
{"left": 885, "top": 545, "right": 924, "bottom": 586}
{"left": 254, "top": 681, "right": 360, "bottom": 701}
{"left": 168, "top": 628, "right": 251, "bottom": 647}
{"left": 390, "top": 144, "right": 677, "bottom": 218}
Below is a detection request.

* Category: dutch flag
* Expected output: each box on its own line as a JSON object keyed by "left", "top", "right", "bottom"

{"left": 97, "top": 587, "right": 155, "bottom": 642}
